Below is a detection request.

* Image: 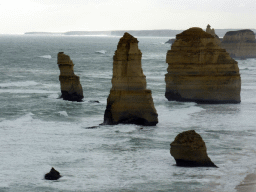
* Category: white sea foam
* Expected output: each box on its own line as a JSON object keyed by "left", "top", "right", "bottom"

{"left": 0, "top": 89, "right": 57, "bottom": 94}
{"left": 48, "top": 93, "right": 59, "bottom": 99}
{"left": 95, "top": 50, "right": 107, "bottom": 54}
{"left": 38, "top": 55, "right": 52, "bottom": 59}
{"left": 0, "top": 81, "right": 38, "bottom": 88}
{"left": 57, "top": 111, "right": 68, "bottom": 117}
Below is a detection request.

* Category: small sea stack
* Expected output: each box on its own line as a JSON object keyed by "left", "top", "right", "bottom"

{"left": 57, "top": 52, "right": 84, "bottom": 102}
{"left": 165, "top": 27, "right": 241, "bottom": 104}
{"left": 170, "top": 130, "right": 217, "bottom": 167}
{"left": 221, "top": 29, "right": 256, "bottom": 59}
{"left": 205, "top": 24, "right": 221, "bottom": 45}
{"left": 44, "top": 167, "right": 62, "bottom": 180}
{"left": 103, "top": 32, "right": 158, "bottom": 126}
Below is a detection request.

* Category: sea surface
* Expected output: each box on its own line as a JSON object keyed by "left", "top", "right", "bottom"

{"left": 0, "top": 34, "right": 256, "bottom": 192}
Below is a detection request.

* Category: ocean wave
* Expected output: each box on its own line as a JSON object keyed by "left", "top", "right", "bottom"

{"left": 57, "top": 111, "right": 68, "bottom": 117}
{"left": 0, "top": 81, "right": 38, "bottom": 88}
{"left": 38, "top": 55, "right": 52, "bottom": 59}
{"left": 0, "top": 89, "right": 57, "bottom": 94}
{"left": 95, "top": 50, "right": 107, "bottom": 54}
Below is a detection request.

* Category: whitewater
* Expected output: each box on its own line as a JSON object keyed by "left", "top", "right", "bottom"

{"left": 0, "top": 35, "right": 256, "bottom": 191}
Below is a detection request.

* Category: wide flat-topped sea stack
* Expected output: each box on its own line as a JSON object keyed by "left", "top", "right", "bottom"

{"left": 221, "top": 29, "right": 256, "bottom": 59}
{"left": 165, "top": 27, "right": 241, "bottom": 104}
{"left": 103, "top": 32, "right": 158, "bottom": 126}
{"left": 170, "top": 130, "right": 217, "bottom": 167}
{"left": 57, "top": 52, "right": 84, "bottom": 102}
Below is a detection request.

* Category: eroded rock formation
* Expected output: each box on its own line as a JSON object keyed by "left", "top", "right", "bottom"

{"left": 165, "top": 27, "right": 241, "bottom": 104}
{"left": 206, "top": 24, "right": 221, "bottom": 45}
{"left": 221, "top": 29, "right": 256, "bottom": 59}
{"left": 170, "top": 130, "right": 217, "bottom": 167}
{"left": 103, "top": 32, "right": 158, "bottom": 126}
{"left": 44, "top": 167, "right": 62, "bottom": 180}
{"left": 57, "top": 52, "right": 84, "bottom": 102}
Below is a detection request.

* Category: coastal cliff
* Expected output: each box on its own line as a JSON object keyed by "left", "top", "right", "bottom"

{"left": 221, "top": 29, "right": 256, "bottom": 59}
{"left": 165, "top": 27, "right": 241, "bottom": 104}
{"left": 57, "top": 52, "right": 84, "bottom": 102}
{"left": 103, "top": 33, "right": 158, "bottom": 126}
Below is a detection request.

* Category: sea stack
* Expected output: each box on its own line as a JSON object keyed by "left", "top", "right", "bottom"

{"left": 57, "top": 52, "right": 84, "bottom": 102}
{"left": 170, "top": 130, "right": 217, "bottom": 167}
{"left": 221, "top": 29, "right": 256, "bottom": 59}
{"left": 44, "top": 167, "right": 62, "bottom": 180}
{"left": 165, "top": 27, "right": 241, "bottom": 104}
{"left": 103, "top": 32, "right": 158, "bottom": 126}
{"left": 205, "top": 24, "right": 221, "bottom": 45}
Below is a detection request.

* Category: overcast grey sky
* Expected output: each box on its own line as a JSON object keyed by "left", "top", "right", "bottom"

{"left": 1, "top": 0, "right": 256, "bottom": 34}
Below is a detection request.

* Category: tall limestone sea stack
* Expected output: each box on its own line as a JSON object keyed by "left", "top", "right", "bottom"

{"left": 103, "top": 33, "right": 158, "bottom": 126}
{"left": 57, "top": 52, "right": 84, "bottom": 102}
{"left": 221, "top": 29, "right": 256, "bottom": 59}
{"left": 165, "top": 27, "right": 241, "bottom": 104}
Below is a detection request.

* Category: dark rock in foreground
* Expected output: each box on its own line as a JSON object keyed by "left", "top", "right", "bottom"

{"left": 44, "top": 167, "right": 62, "bottom": 180}
{"left": 170, "top": 130, "right": 217, "bottom": 167}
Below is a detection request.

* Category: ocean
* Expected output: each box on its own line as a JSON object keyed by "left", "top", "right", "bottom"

{"left": 0, "top": 34, "right": 256, "bottom": 192}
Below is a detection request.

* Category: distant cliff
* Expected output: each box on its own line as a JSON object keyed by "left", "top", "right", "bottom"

{"left": 25, "top": 29, "right": 256, "bottom": 37}
{"left": 24, "top": 32, "right": 63, "bottom": 35}
{"left": 221, "top": 29, "right": 256, "bottom": 59}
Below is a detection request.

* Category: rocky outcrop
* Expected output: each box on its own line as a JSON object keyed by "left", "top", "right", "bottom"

{"left": 206, "top": 24, "right": 221, "bottom": 45}
{"left": 103, "top": 32, "right": 158, "bottom": 126}
{"left": 165, "top": 38, "right": 176, "bottom": 44}
{"left": 44, "top": 167, "right": 62, "bottom": 180}
{"left": 221, "top": 29, "right": 256, "bottom": 59}
{"left": 165, "top": 27, "right": 241, "bottom": 104}
{"left": 170, "top": 130, "right": 217, "bottom": 167}
{"left": 57, "top": 52, "right": 84, "bottom": 102}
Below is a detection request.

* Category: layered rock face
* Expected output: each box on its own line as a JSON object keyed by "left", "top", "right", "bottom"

{"left": 57, "top": 52, "right": 84, "bottom": 102}
{"left": 165, "top": 27, "right": 241, "bottom": 104}
{"left": 221, "top": 29, "right": 256, "bottom": 59}
{"left": 103, "top": 32, "right": 158, "bottom": 126}
{"left": 170, "top": 130, "right": 217, "bottom": 167}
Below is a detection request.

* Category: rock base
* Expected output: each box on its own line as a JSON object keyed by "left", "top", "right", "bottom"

{"left": 103, "top": 90, "right": 158, "bottom": 126}
{"left": 175, "top": 159, "right": 217, "bottom": 167}
{"left": 44, "top": 167, "right": 61, "bottom": 180}
{"left": 60, "top": 91, "right": 83, "bottom": 102}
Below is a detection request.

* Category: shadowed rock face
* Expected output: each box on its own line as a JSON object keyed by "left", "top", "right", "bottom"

{"left": 221, "top": 29, "right": 256, "bottom": 59}
{"left": 44, "top": 167, "right": 61, "bottom": 180}
{"left": 165, "top": 27, "right": 241, "bottom": 104}
{"left": 170, "top": 130, "right": 217, "bottom": 167}
{"left": 103, "top": 32, "right": 158, "bottom": 126}
{"left": 57, "top": 52, "right": 84, "bottom": 102}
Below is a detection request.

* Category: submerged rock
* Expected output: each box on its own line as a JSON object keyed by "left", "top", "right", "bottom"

{"left": 103, "top": 32, "right": 158, "bottom": 126}
{"left": 44, "top": 167, "right": 62, "bottom": 180}
{"left": 165, "top": 27, "right": 241, "bottom": 104}
{"left": 170, "top": 130, "right": 217, "bottom": 167}
{"left": 57, "top": 52, "right": 84, "bottom": 102}
{"left": 221, "top": 29, "right": 256, "bottom": 59}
